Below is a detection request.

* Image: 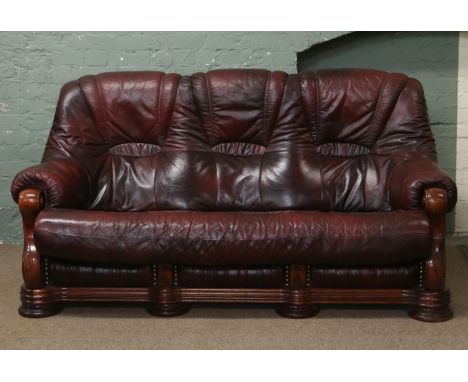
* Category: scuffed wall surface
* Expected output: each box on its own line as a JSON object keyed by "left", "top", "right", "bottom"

{"left": 0, "top": 31, "right": 346, "bottom": 243}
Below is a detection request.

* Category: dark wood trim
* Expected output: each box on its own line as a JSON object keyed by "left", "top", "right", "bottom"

{"left": 147, "top": 264, "right": 191, "bottom": 316}
{"left": 19, "top": 188, "right": 44, "bottom": 290}
{"left": 424, "top": 188, "right": 447, "bottom": 291}
{"left": 20, "top": 285, "right": 451, "bottom": 322}
{"left": 276, "top": 264, "right": 319, "bottom": 318}
{"left": 16, "top": 187, "right": 452, "bottom": 322}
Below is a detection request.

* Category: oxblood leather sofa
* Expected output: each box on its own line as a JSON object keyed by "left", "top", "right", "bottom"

{"left": 11, "top": 69, "right": 457, "bottom": 321}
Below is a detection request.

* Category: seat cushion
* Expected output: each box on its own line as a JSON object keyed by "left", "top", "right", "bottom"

{"left": 34, "top": 209, "right": 431, "bottom": 266}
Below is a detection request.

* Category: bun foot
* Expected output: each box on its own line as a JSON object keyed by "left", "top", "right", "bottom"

{"left": 276, "top": 304, "right": 320, "bottom": 319}
{"left": 19, "top": 286, "right": 62, "bottom": 318}
{"left": 147, "top": 303, "right": 191, "bottom": 317}
{"left": 408, "top": 306, "right": 453, "bottom": 322}
{"left": 408, "top": 289, "right": 453, "bottom": 322}
{"left": 19, "top": 303, "right": 63, "bottom": 318}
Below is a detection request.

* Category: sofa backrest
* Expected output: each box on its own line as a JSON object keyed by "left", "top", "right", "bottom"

{"left": 43, "top": 69, "right": 437, "bottom": 212}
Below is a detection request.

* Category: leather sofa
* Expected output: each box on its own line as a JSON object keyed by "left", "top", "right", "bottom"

{"left": 11, "top": 69, "right": 457, "bottom": 321}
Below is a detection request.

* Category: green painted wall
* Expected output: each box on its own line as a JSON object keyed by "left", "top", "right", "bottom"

{"left": 0, "top": 31, "right": 346, "bottom": 243}
{"left": 1, "top": 31, "right": 458, "bottom": 242}
{"left": 298, "top": 32, "right": 459, "bottom": 231}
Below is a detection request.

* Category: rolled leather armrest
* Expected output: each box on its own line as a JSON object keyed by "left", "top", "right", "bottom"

{"left": 388, "top": 157, "right": 457, "bottom": 212}
{"left": 11, "top": 158, "right": 92, "bottom": 209}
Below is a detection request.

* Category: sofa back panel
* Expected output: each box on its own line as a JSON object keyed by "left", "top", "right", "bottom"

{"left": 42, "top": 69, "right": 438, "bottom": 212}
{"left": 79, "top": 72, "right": 180, "bottom": 148}
{"left": 372, "top": 78, "right": 437, "bottom": 159}
{"left": 191, "top": 69, "right": 288, "bottom": 147}
{"left": 43, "top": 81, "right": 108, "bottom": 160}
{"left": 299, "top": 69, "right": 409, "bottom": 148}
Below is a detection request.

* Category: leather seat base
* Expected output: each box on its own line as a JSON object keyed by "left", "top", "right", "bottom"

{"left": 35, "top": 208, "right": 431, "bottom": 266}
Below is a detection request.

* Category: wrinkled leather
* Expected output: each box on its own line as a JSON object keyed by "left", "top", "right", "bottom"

{"left": 389, "top": 157, "right": 457, "bottom": 211}
{"left": 11, "top": 158, "right": 93, "bottom": 208}
{"left": 11, "top": 69, "right": 458, "bottom": 280}
{"left": 13, "top": 68, "right": 454, "bottom": 212}
{"left": 34, "top": 208, "right": 430, "bottom": 266}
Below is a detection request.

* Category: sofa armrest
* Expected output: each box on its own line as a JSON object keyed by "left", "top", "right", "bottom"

{"left": 11, "top": 158, "right": 92, "bottom": 209}
{"left": 388, "top": 157, "right": 457, "bottom": 212}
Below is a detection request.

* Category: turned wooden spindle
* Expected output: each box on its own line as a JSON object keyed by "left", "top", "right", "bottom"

{"left": 276, "top": 264, "right": 319, "bottom": 319}
{"left": 19, "top": 188, "right": 44, "bottom": 289}
{"left": 408, "top": 187, "right": 452, "bottom": 322}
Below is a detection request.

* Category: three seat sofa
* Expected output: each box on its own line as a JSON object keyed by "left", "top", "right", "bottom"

{"left": 11, "top": 68, "right": 457, "bottom": 321}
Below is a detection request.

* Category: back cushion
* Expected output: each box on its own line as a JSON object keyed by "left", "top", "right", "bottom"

{"left": 43, "top": 69, "right": 437, "bottom": 212}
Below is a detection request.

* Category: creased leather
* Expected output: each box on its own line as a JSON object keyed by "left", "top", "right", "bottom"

{"left": 389, "top": 156, "right": 457, "bottom": 211}
{"left": 11, "top": 69, "right": 457, "bottom": 284}
{"left": 11, "top": 158, "right": 92, "bottom": 208}
{"left": 25, "top": 68, "right": 453, "bottom": 213}
{"left": 34, "top": 209, "right": 431, "bottom": 266}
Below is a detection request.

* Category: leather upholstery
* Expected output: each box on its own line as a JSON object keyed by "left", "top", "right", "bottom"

{"left": 389, "top": 157, "right": 457, "bottom": 211}
{"left": 48, "top": 258, "right": 153, "bottom": 287}
{"left": 12, "top": 69, "right": 456, "bottom": 212}
{"left": 177, "top": 264, "right": 420, "bottom": 289}
{"left": 178, "top": 265, "right": 283, "bottom": 289}
{"left": 46, "top": 259, "right": 418, "bottom": 289}
{"left": 310, "top": 264, "right": 419, "bottom": 289}
{"left": 34, "top": 208, "right": 430, "bottom": 266}
{"left": 11, "top": 158, "right": 92, "bottom": 208}
{"left": 10, "top": 69, "right": 457, "bottom": 291}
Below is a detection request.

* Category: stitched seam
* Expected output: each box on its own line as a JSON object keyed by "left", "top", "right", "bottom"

{"left": 297, "top": 72, "right": 315, "bottom": 142}
{"left": 372, "top": 77, "right": 409, "bottom": 152}
{"left": 258, "top": 148, "right": 264, "bottom": 207}
{"left": 95, "top": 76, "right": 111, "bottom": 148}
{"left": 319, "top": 154, "right": 323, "bottom": 210}
{"left": 367, "top": 74, "right": 388, "bottom": 148}
{"left": 141, "top": 73, "right": 164, "bottom": 142}
{"left": 273, "top": 73, "right": 288, "bottom": 142}
{"left": 315, "top": 72, "right": 321, "bottom": 145}
{"left": 78, "top": 79, "right": 108, "bottom": 150}
{"left": 190, "top": 75, "right": 212, "bottom": 146}
{"left": 162, "top": 75, "right": 181, "bottom": 149}
{"left": 204, "top": 74, "right": 220, "bottom": 206}
{"left": 205, "top": 73, "right": 216, "bottom": 146}
{"left": 363, "top": 155, "right": 369, "bottom": 208}
{"left": 95, "top": 147, "right": 400, "bottom": 157}
{"left": 153, "top": 151, "right": 160, "bottom": 210}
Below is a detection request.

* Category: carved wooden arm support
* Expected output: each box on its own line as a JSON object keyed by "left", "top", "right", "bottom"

{"left": 423, "top": 187, "right": 448, "bottom": 291}
{"left": 19, "top": 188, "right": 44, "bottom": 289}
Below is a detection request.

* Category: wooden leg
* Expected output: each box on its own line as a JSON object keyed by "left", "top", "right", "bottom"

{"left": 18, "top": 189, "right": 62, "bottom": 318}
{"left": 275, "top": 264, "right": 319, "bottom": 319}
{"left": 146, "top": 265, "right": 191, "bottom": 317}
{"left": 408, "top": 188, "right": 453, "bottom": 322}
{"left": 19, "top": 286, "right": 63, "bottom": 318}
{"left": 276, "top": 303, "right": 320, "bottom": 319}
{"left": 19, "top": 189, "right": 44, "bottom": 290}
{"left": 407, "top": 290, "right": 453, "bottom": 322}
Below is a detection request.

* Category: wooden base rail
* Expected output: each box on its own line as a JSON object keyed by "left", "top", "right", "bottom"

{"left": 19, "top": 285, "right": 452, "bottom": 322}
{"left": 17, "top": 187, "right": 453, "bottom": 323}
